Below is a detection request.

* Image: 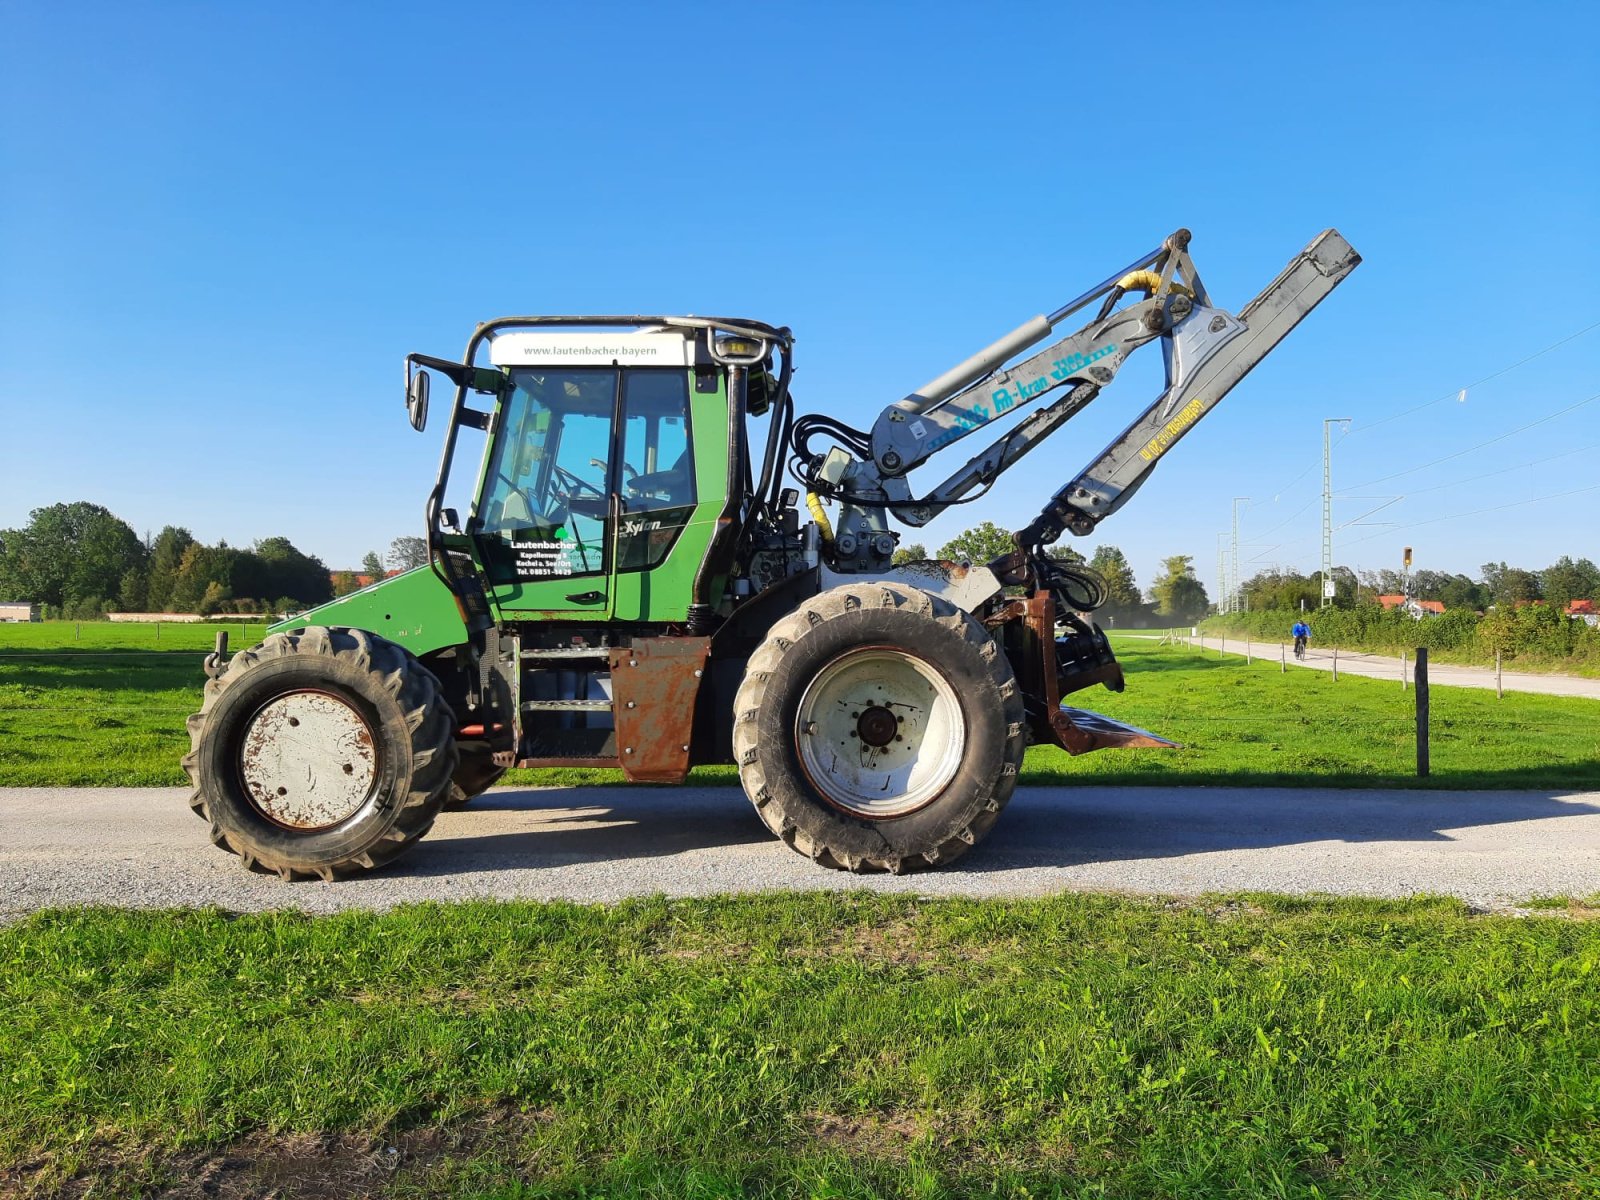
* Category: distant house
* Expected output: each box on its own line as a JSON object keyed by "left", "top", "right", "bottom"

{"left": 1568, "top": 599, "right": 1600, "bottom": 628}
{"left": 0, "top": 602, "right": 40, "bottom": 622}
{"left": 1376, "top": 594, "right": 1444, "bottom": 618}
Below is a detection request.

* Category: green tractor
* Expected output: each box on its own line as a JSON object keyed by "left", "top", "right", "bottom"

{"left": 184, "top": 229, "right": 1359, "bottom": 879}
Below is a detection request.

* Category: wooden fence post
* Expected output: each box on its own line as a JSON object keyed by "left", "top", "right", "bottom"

{"left": 1496, "top": 650, "right": 1503, "bottom": 700}
{"left": 1401, "top": 649, "right": 1407, "bottom": 691}
{"left": 1332, "top": 645, "right": 1338, "bottom": 682}
{"left": 1246, "top": 638, "right": 1252, "bottom": 665}
{"left": 1415, "top": 647, "right": 1430, "bottom": 777}
{"left": 1280, "top": 642, "right": 1286, "bottom": 673}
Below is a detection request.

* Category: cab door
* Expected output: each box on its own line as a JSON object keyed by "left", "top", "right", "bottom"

{"left": 470, "top": 364, "right": 726, "bottom": 623}
{"left": 471, "top": 366, "right": 620, "bottom": 615}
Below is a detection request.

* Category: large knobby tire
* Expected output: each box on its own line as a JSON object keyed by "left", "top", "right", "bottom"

{"left": 733, "top": 582, "right": 1025, "bottom": 872}
{"left": 444, "top": 742, "right": 508, "bottom": 809}
{"left": 182, "top": 626, "right": 458, "bottom": 881}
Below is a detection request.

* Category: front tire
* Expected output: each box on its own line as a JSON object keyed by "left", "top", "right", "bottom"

{"left": 733, "top": 583, "right": 1025, "bottom": 872}
{"left": 182, "top": 626, "right": 457, "bottom": 880}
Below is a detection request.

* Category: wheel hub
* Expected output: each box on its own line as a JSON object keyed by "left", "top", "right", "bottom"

{"left": 239, "top": 690, "right": 379, "bottom": 830}
{"left": 796, "top": 646, "right": 965, "bottom": 819}
{"left": 856, "top": 705, "right": 898, "bottom": 748}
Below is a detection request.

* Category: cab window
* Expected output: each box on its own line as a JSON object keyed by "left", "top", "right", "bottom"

{"left": 619, "top": 370, "right": 694, "bottom": 514}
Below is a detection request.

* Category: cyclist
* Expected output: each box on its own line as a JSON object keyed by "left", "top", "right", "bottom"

{"left": 1291, "top": 619, "right": 1311, "bottom": 660}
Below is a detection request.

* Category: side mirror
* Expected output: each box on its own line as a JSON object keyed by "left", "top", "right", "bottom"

{"left": 406, "top": 369, "right": 430, "bottom": 432}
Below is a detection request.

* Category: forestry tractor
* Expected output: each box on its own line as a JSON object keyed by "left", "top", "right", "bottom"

{"left": 185, "top": 229, "right": 1359, "bottom": 879}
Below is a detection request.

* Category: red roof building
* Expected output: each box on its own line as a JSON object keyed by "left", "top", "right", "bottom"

{"left": 1376, "top": 594, "right": 1445, "bottom": 615}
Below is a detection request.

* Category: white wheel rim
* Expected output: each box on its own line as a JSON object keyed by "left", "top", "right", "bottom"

{"left": 795, "top": 646, "right": 965, "bottom": 819}
{"left": 239, "top": 690, "right": 379, "bottom": 830}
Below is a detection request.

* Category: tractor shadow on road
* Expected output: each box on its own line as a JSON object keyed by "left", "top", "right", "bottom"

{"left": 400, "top": 781, "right": 1600, "bottom": 876}
{"left": 404, "top": 786, "right": 771, "bottom": 875}
{"left": 964, "top": 785, "right": 1600, "bottom": 872}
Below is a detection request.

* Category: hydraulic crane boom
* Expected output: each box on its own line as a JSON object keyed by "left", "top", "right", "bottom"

{"left": 798, "top": 229, "right": 1360, "bottom": 572}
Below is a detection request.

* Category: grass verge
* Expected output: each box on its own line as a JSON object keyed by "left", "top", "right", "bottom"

{"left": 3, "top": 892, "right": 1599, "bottom": 1198}
{"left": 2, "top": 625, "right": 1596, "bottom": 790}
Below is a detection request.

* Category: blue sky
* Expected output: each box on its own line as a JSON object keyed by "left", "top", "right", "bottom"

{"left": 2, "top": 2, "right": 1596, "bottom": 598}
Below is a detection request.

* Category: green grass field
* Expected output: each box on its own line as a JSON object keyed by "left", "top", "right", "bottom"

{"left": 2, "top": 622, "right": 1595, "bottom": 790}
{"left": 4, "top": 893, "right": 1598, "bottom": 1198}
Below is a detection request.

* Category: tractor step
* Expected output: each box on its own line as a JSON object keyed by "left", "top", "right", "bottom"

{"left": 520, "top": 699, "right": 613, "bottom": 712}
{"left": 520, "top": 647, "right": 612, "bottom": 661}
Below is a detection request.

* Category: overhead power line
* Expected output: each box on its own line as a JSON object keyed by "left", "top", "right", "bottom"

{"left": 1348, "top": 317, "right": 1600, "bottom": 438}
{"left": 1340, "top": 389, "right": 1600, "bottom": 491}
{"left": 1252, "top": 318, "right": 1600, "bottom": 502}
{"left": 1391, "top": 440, "right": 1600, "bottom": 500}
{"left": 1340, "top": 482, "right": 1600, "bottom": 550}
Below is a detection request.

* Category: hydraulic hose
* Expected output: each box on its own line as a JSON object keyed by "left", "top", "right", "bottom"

{"left": 806, "top": 492, "right": 834, "bottom": 544}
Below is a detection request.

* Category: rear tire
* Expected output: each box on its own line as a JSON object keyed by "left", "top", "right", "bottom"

{"left": 733, "top": 583, "right": 1025, "bottom": 872}
{"left": 182, "top": 626, "right": 457, "bottom": 880}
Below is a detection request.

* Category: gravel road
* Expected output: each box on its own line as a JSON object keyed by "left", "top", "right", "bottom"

{"left": 1178, "top": 634, "right": 1600, "bottom": 700}
{"left": 5, "top": 783, "right": 1599, "bottom": 916}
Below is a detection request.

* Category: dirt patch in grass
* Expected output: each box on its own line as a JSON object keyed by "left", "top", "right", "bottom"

{"left": 804, "top": 1108, "right": 930, "bottom": 1159}
{"left": 3, "top": 1106, "right": 552, "bottom": 1199}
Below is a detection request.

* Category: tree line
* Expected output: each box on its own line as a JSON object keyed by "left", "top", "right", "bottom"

{"left": 1237, "top": 557, "right": 1600, "bottom": 614}
{"left": 8, "top": 502, "right": 1277, "bottom": 627}
{"left": 0, "top": 502, "right": 430, "bottom": 618}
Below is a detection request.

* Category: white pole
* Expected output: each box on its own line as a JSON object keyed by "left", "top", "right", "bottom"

{"left": 1401, "top": 649, "right": 1407, "bottom": 691}
{"left": 1496, "top": 650, "right": 1503, "bottom": 699}
{"left": 1332, "top": 645, "right": 1339, "bottom": 682}
{"left": 1280, "top": 642, "right": 1286, "bottom": 673}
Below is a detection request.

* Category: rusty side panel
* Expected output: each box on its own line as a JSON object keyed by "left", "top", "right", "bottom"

{"left": 989, "top": 593, "right": 1177, "bottom": 756}
{"left": 609, "top": 636, "right": 711, "bottom": 783}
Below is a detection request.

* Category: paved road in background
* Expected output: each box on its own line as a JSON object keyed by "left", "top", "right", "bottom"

{"left": 1170, "top": 635, "right": 1600, "bottom": 700}
{"left": 5, "top": 783, "right": 1598, "bottom": 917}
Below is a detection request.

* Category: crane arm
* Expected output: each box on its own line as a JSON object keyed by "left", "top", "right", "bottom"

{"left": 799, "top": 229, "right": 1359, "bottom": 571}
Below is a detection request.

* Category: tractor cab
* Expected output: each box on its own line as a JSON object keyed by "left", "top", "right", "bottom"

{"left": 410, "top": 317, "right": 795, "bottom": 633}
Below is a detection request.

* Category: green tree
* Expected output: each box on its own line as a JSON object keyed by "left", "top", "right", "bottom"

{"left": 937, "top": 521, "right": 1013, "bottom": 566}
{"left": 0, "top": 502, "right": 145, "bottom": 610}
{"left": 254, "top": 537, "right": 333, "bottom": 606}
{"left": 332, "top": 570, "right": 362, "bottom": 597}
{"left": 891, "top": 541, "right": 927, "bottom": 566}
{"left": 1243, "top": 568, "right": 1320, "bottom": 613}
{"left": 1087, "top": 544, "right": 1142, "bottom": 622}
{"left": 116, "top": 566, "right": 147, "bottom": 612}
{"left": 1149, "top": 554, "right": 1209, "bottom": 623}
{"left": 361, "top": 551, "right": 385, "bottom": 581}
{"left": 1434, "top": 573, "right": 1488, "bottom": 611}
{"left": 144, "top": 526, "right": 196, "bottom": 612}
{"left": 197, "top": 580, "right": 232, "bottom": 616}
{"left": 387, "top": 536, "right": 429, "bottom": 572}
{"left": 1481, "top": 561, "right": 1541, "bottom": 607}
{"left": 1539, "top": 556, "right": 1600, "bottom": 611}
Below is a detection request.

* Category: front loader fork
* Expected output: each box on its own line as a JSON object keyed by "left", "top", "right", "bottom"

{"left": 988, "top": 594, "right": 1175, "bottom": 755}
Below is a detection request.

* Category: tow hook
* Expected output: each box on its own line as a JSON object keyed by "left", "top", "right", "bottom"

{"left": 203, "top": 631, "right": 230, "bottom": 680}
